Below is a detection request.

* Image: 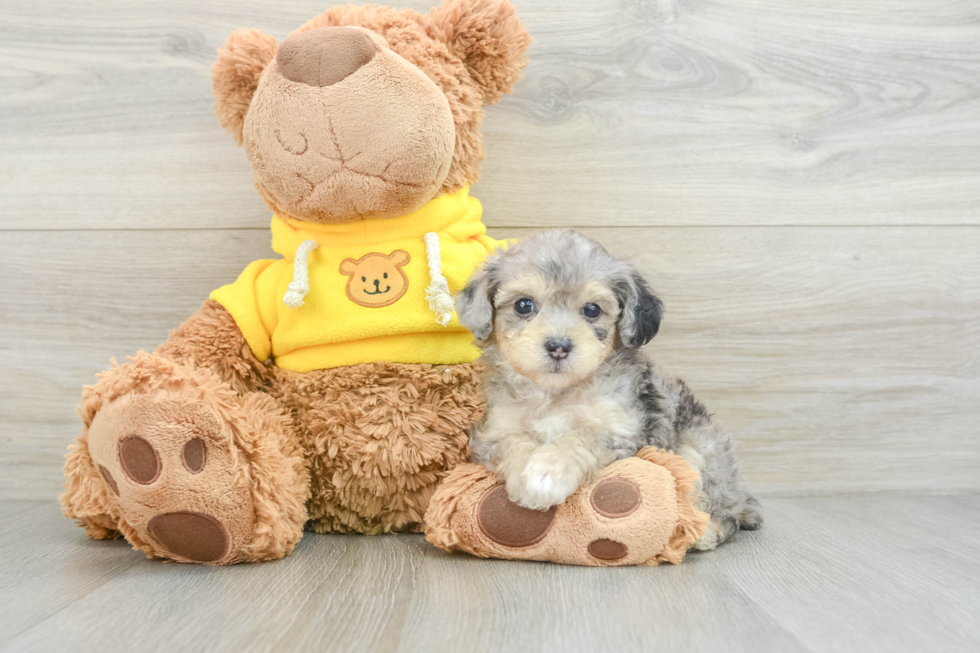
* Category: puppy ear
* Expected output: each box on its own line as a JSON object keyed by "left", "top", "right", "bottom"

{"left": 615, "top": 269, "right": 664, "bottom": 348}
{"left": 212, "top": 29, "right": 277, "bottom": 145}
{"left": 427, "top": 0, "right": 533, "bottom": 104}
{"left": 456, "top": 251, "right": 502, "bottom": 340}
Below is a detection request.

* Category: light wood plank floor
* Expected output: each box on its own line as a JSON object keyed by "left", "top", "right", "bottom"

{"left": 1, "top": 495, "right": 977, "bottom": 653}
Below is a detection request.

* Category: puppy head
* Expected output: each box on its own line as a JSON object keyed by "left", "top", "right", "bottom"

{"left": 457, "top": 230, "right": 664, "bottom": 388}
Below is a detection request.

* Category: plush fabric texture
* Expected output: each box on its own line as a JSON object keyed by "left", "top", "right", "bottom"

{"left": 210, "top": 186, "right": 503, "bottom": 372}
{"left": 272, "top": 361, "right": 485, "bottom": 534}
{"left": 212, "top": 29, "right": 277, "bottom": 146}
{"left": 427, "top": 0, "right": 533, "bottom": 105}
{"left": 154, "top": 299, "right": 270, "bottom": 394}
{"left": 276, "top": 26, "right": 378, "bottom": 87}
{"left": 424, "top": 447, "right": 710, "bottom": 566}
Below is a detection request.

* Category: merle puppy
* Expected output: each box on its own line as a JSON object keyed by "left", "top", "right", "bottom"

{"left": 455, "top": 229, "right": 762, "bottom": 549}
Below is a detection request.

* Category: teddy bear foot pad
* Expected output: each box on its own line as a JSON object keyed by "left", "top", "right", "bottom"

{"left": 425, "top": 447, "right": 709, "bottom": 566}
{"left": 85, "top": 392, "right": 257, "bottom": 564}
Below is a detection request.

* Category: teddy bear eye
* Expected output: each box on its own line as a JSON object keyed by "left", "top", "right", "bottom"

{"left": 383, "top": 273, "right": 388, "bottom": 279}
{"left": 515, "top": 298, "right": 535, "bottom": 315}
{"left": 362, "top": 276, "right": 366, "bottom": 282}
{"left": 583, "top": 303, "right": 602, "bottom": 319}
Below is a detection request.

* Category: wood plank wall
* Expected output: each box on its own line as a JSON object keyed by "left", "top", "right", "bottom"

{"left": 2, "top": 0, "right": 978, "bottom": 500}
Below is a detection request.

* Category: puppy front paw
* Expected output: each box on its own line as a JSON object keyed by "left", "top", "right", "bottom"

{"left": 508, "top": 458, "right": 582, "bottom": 511}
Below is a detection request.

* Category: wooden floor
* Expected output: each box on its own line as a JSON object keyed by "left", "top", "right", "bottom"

{"left": 1, "top": 495, "right": 978, "bottom": 653}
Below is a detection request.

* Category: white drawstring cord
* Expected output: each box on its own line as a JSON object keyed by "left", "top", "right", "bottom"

{"left": 283, "top": 239, "right": 319, "bottom": 308}
{"left": 423, "top": 232, "right": 454, "bottom": 326}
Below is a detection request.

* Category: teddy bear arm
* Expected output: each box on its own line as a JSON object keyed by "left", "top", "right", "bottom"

{"left": 154, "top": 299, "right": 270, "bottom": 395}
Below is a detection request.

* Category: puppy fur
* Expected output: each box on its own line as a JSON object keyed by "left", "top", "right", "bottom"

{"left": 456, "top": 230, "right": 762, "bottom": 550}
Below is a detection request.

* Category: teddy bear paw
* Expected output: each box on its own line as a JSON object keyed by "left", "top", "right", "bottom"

{"left": 85, "top": 393, "right": 256, "bottom": 564}
{"left": 425, "top": 448, "right": 709, "bottom": 566}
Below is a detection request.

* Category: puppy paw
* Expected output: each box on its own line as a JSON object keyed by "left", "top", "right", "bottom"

{"left": 509, "top": 458, "right": 582, "bottom": 510}
{"left": 691, "top": 520, "right": 721, "bottom": 551}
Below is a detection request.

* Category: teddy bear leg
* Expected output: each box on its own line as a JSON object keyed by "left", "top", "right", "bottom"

{"left": 62, "top": 353, "right": 309, "bottom": 564}
{"left": 274, "top": 362, "right": 482, "bottom": 535}
{"left": 425, "top": 447, "right": 710, "bottom": 566}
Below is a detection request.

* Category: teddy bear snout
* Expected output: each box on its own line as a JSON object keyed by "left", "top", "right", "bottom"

{"left": 276, "top": 26, "right": 377, "bottom": 87}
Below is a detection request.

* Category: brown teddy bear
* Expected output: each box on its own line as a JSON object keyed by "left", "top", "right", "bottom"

{"left": 61, "top": 0, "right": 534, "bottom": 565}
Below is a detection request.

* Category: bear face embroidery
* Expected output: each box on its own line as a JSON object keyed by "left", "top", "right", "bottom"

{"left": 339, "top": 250, "right": 411, "bottom": 308}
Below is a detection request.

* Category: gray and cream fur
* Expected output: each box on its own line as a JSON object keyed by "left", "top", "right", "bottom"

{"left": 456, "top": 230, "right": 762, "bottom": 550}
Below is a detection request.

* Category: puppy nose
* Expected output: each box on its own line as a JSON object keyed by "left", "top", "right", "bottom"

{"left": 544, "top": 338, "right": 573, "bottom": 360}
{"left": 276, "top": 26, "right": 377, "bottom": 87}
{"left": 373, "top": 279, "right": 380, "bottom": 287}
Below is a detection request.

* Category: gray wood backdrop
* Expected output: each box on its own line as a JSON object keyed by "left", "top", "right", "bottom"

{"left": 2, "top": 0, "right": 978, "bottom": 501}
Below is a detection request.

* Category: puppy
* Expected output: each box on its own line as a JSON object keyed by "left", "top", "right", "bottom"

{"left": 456, "top": 230, "right": 762, "bottom": 550}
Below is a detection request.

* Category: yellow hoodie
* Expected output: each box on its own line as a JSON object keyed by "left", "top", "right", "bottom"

{"left": 211, "top": 186, "right": 502, "bottom": 373}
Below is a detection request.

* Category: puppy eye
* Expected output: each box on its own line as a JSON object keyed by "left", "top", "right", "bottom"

{"left": 583, "top": 303, "right": 602, "bottom": 319}
{"left": 515, "top": 298, "right": 535, "bottom": 315}
{"left": 362, "top": 276, "right": 366, "bottom": 282}
{"left": 383, "top": 272, "right": 388, "bottom": 279}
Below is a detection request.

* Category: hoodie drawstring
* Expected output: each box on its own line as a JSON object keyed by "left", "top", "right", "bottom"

{"left": 423, "top": 232, "right": 454, "bottom": 327}
{"left": 283, "top": 239, "right": 319, "bottom": 308}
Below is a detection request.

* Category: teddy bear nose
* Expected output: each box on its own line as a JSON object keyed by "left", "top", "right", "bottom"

{"left": 276, "top": 26, "right": 377, "bottom": 87}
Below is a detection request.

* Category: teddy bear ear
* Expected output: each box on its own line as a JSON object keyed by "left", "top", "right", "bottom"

{"left": 212, "top": 29, "right": 277, "bottom": 145}
{"left": 388, "top": 250, "right": 411, "bottom": 267}
{"left": 427, "top": 0, "right": 532, "bottom": 104}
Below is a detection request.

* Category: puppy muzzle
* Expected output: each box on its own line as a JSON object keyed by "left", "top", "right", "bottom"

{"left": 544, "top": 337, "right": 573, "bottom": 361}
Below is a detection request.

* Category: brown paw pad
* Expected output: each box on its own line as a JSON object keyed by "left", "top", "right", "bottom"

{"left": 478, "top": 485, "right": 557, "bottom": 547}
{"left": 181, "top": 437, "right": 207, "bottom": 474}
{"left": 119, "top": 436, "right": 161, "bottom": 484}
{"left": 590, "top": 477, "right": 642, "bottom": 518}
{"left": 99, "top": 465, "right": 119, "bottom": 496}
{"left": 148, "top": 511, "right": 230, "bottom": 562}
{"left": 588, "top": 538, "right": 628, "bottom": 561}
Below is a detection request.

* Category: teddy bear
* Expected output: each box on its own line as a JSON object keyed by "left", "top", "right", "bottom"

{"left": 61, "top": 0, "right": 533, "bottom": 565}
{"left": 61, "top": 0, "right": 707, "bottom": 567}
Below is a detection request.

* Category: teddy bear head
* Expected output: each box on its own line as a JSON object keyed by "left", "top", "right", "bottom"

{"left": 212, "top": 0, "right": 531, "bottom": 225}
{"left": 339, "top": 250, "right": 411, "bottom": 307}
